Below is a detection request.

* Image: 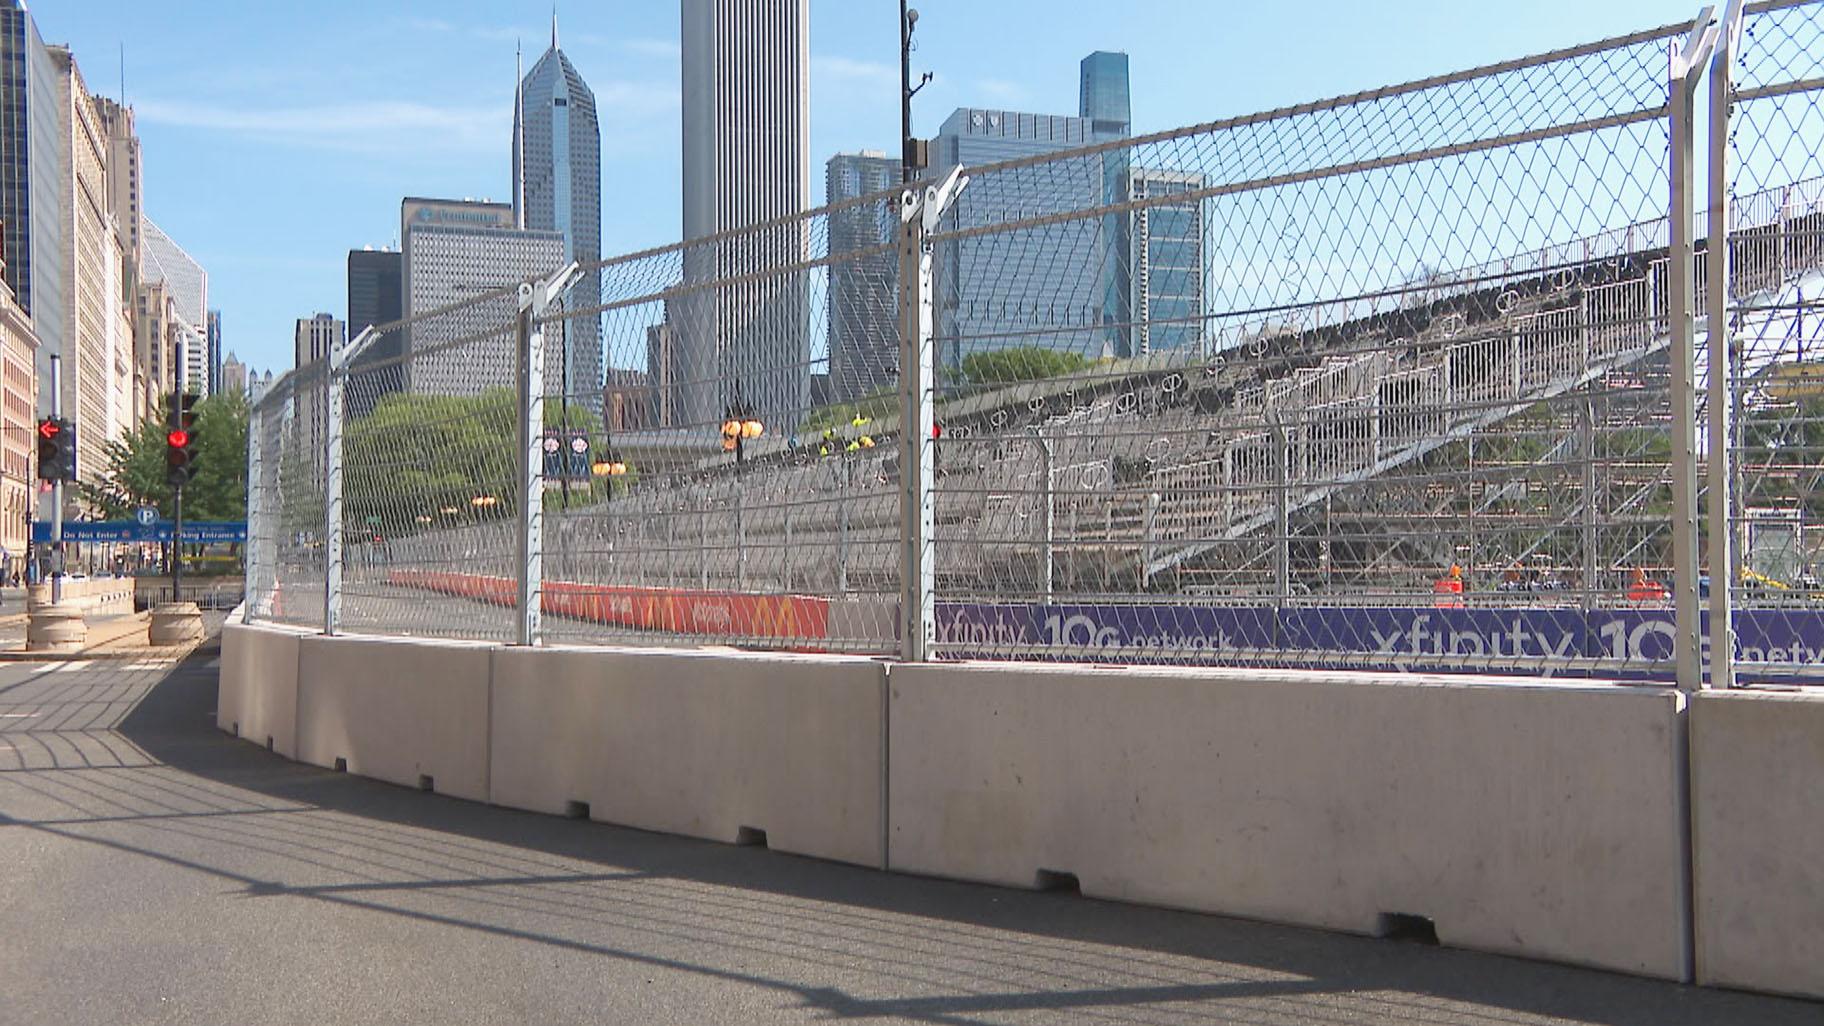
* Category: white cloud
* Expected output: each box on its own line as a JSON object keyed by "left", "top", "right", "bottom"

{"left": 135, "top": 98, "right": 508, "bottom": 155}
{"left": 618, "top": 37, "right": 682, "bottom": 60}
{"left": 812, "top": 55, "right": 897, "bottom": 87}
{"left": 975, "top": 78, "right": 1031, "bottom": 106}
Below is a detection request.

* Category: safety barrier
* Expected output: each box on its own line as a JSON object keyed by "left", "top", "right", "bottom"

{"left": 1691, "top": 689, "right": 1824, "bottom": 1000}
{"left": 887, "top": 663, "right": 1688, "bottom": 978}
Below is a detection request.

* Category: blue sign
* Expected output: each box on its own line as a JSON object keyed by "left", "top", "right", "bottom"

{"left": 32, "top": 520, "right": 248, "bottom": 543}
{"left": 134, "top": 506, "right": 158, "bottom": 527}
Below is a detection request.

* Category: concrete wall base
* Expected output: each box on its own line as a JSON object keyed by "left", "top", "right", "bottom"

{"left": 1693, "top": 689, "right": 1824, "bottom": 1000}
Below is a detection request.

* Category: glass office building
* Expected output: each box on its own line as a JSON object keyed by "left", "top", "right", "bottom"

{"left": 515, "top": 21, "right": 603, "bottom": 412}
{"left": 825, "top": 151, "right": 900, "bottom": 402}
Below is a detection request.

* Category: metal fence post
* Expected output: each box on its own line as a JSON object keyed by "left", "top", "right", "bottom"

{"left": 1669, "top": 9, "right": 1720, "bottom": 694}
{"left": 515, "top": 288, "right": 541, "bottom": 645}
{"left": 323, "top": 360, "right": 344, "bottom": 636}
{"left": 246, "top": 399, "right": 264, "bottom": 618}
{"left": 1706, "top": 0, "right": 1744, "bottom": 689}
{"left": 898, "top": 167, "right": 968, "bottom": 661}
{"left": 1035, "top": 428, "right": 1054, "bottom": 604}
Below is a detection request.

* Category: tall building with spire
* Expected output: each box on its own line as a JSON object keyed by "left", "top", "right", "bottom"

{"left": 679, "top": 0, "right": 811, "bottom": 430}
{"left": 513, "top": 13, "right": 602, "bottom": 412}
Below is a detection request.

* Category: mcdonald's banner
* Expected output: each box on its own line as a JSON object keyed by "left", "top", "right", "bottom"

{"left": 387, "top": 570, "right": 832, "bottom": 643}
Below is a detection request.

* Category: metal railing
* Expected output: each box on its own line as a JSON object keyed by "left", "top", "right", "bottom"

{"left": 244, "top": 2, "right": 1824, "bottom": 687}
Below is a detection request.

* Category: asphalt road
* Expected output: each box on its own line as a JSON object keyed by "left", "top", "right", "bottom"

{"left": 0, "top": 643, "right": 1818, "bottom": 1025}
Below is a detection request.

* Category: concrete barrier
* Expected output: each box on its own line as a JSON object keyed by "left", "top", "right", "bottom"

{"left": 218, "top": 616, "right": 304, "bottom": 757}
{"left": 34, "top": 577, "right": 135, "bottom": 618}
{"left": 491, "top": 646, "right": 886, "bottom": 867}
{"left": 1692, "top": 688, "right": 1824, "bottom": 1000}
{"left": 888, "top": 663, "right": 1687, "bottom": 978}
{"left": 295, "top": 634, "right": 495, "bottom": 802}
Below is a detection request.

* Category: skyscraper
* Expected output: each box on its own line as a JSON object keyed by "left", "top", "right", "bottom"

{"left": 0, "top": 1, "right": 60, "bottom": 344}
{"left": 514, "top": 16, "right": 602, "bottom": 411}
{"left": 1126, "top": 168, "right": 1207, "bottom": 356}
{"left": 294, "top": 312, "right": 342, "bottom": 371}
{"left": 206, "top": 309, "right": 222, "bottom": 395}
{"left": 932, "top": 107, "right": 1121, "bottom": 368}
{"left": 345, "top": 247, "right": 402, "bottom": 417}
{"left": 680, "top": 0, "right": 811, "bottom": 429}
{"left": 826, "top": 151, "right": 900, "bottom": 402}
{"left": 1079, "top": 51, "right": 1131, "bottom": 137}
{"left": 399, "top": 197, "right": 565, "bottom": 398}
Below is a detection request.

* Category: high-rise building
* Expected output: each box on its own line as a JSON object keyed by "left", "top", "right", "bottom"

{"left": 1079, "top": 51, "right": 1131, "bottom": 137}
{"left": 515, "top": 17, "right": 602, "bottom": 412}
{"left": 93, "top": 97, "right": 141, "bottom": 268}
{"left": 1126, "top": 168, "right": 1207, "bottom": 356}
{"left": 219, "top": 350, "right": 248, "bottom": 397}
{"left": 932, "top": 106, "right": 1122, "bottom": 368}
{"left": 133, "top": 280, "right": 180, "bottom": 420}
{"left": 294, "top": 312, "right": 342, "bottom": 371}
{"left": 0, "top": 1, "right": 61, "bottom": 353}
{"left": 206, "top": 309, "right": 222, "bottom": 395}
{"left": 679, "top": 0, "right": 811, "bottom": 429}
{"left": 0, "top": 250, "right": 37, "bottom": 569}
{"left": 294, "top": 314, "right": 342, "bottom": 467}
{"left": 141, "top": 216, "right": 207, "bottom": 398}
{"left": 346, "top": 247, "right": 402, "bottom": 416}
{"left": 825, "top": 151, "right": 900, "bottom": 402}
{"left": 46, "top": 46, "right": 132, "bottom": 483}
{"left": 644, "top": 318, "right": 679, "bottom": 427}
{"left": 400, "top": 197, "right": 564, "bottom": 397}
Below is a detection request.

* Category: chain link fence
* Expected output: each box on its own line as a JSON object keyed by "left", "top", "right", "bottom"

{"left": 1720, "top": 0, "right": 1824, "bottom": 680}
{"left": 242, "top": 3, "right": 1824, "bottom": 685}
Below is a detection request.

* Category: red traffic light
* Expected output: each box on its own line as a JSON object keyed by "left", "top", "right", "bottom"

{"left": 37, "top": 418, "right": 60, "bottom": 440}
{"left": 166, "top": 429, "right": 190, "bottom": 449}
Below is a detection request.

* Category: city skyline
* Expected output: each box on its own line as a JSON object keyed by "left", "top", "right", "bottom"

{"left": 28, "top": 0, "right": 1685, "bottom": 377}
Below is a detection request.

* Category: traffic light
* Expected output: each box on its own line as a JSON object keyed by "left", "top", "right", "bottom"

{"left": 166, "top": 392, "right": 200, "bottom": 488}
{"left": 35, "top": 417, "right": 76, "bottom": 481}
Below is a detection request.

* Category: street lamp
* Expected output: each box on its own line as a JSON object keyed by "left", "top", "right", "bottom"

{"left": 721, "top": 400, "right": 764, "bottom": 467}
{"left": 900, "top": 3, "right": 932, "bottom": 184}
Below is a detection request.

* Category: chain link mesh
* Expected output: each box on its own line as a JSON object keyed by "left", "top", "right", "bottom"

{"left": 917, "top": 19, "right": 1701, "bottom": 675}
{"left": 240, "top": 6, "right": 1823, "bottom": 682}
{"left": 1722, "top": 0, "right": 1824, "bottom": 679}
{"left": 539, "top": 189, "right": 903, "bottom": 653}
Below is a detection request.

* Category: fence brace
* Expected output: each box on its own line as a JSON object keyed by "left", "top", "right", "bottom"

{"left": 323, "top": 326, "right": 378, "bottom": 636}
{"left": 517, "top": 263, "right": 582, "bottom": 647}
{"left": 898, "top": 166, "right": 967, "bottom": 661}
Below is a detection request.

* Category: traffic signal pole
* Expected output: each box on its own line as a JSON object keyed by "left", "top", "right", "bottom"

{"left": 49, "top": 354, "right": 61, "bottom": 606}
{"left": 172, "top": 349, "right": 184, "bottom": 605}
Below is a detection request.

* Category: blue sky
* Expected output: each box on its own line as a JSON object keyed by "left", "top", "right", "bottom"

{"left": 30, "top": 0, "right": 1691, "bottom": 376}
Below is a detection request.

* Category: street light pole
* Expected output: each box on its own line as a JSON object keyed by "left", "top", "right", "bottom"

{"left": 900, "top": 3, "right": 930, "bottom": 185}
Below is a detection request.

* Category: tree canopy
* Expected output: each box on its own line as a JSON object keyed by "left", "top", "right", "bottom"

{"left": 959, "top": 347, "right": 1092, "bottom": 388}
{"left": 81, "top": 391, "right": 249, "bottom": 521}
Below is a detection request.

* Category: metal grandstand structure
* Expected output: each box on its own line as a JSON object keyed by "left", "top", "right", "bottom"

{"left": 246, "top": 1, "right": 1824, "bottom": 686}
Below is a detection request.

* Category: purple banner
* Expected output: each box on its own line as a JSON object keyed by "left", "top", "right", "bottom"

{"left": 934, "top": 602, "right": 1824, "bottom": 683}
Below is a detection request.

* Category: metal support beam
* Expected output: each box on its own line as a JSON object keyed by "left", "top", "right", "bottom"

{"left": 1668, "top": 7, "right": 1719, "bottom": 694}
{"left": 322, "top": 326, "right": 375, "bottom": 637}
{"left": 898, "top": 166, "right": 967, "bottom": 661}
{"left": 516, "top": 263, "right": 582, "bottom": 647}
{"left": 1706, "top": 0, "right": 1745, "bottom": 689}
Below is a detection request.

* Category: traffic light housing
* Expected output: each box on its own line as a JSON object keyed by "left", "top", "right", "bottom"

{"left": 166, "top": 392, "right": 200, "bottom": 488}
{"left": 35, "top": 417, "right": 75, "bottom": 482}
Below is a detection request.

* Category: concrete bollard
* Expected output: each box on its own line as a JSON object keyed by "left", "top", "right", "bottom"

{"left": 26, "top": 603, "right": 87, "bottom": 653}
{"left": 148, "top": 602, "right": 205, "bottom": 646}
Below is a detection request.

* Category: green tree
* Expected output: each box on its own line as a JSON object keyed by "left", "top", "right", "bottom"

{"left": 81, "top": 391, "right": 249, "bottom": 520}
{"left": 959, "top": 346, "right": 1091, "bottom": 388}
{"left": 341, "top": 389, "right": 618, "bottom": 532}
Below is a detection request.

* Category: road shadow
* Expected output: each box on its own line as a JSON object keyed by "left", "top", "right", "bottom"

{"left": 77, "top": 642, "right": 1817, "bottom": 1026}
